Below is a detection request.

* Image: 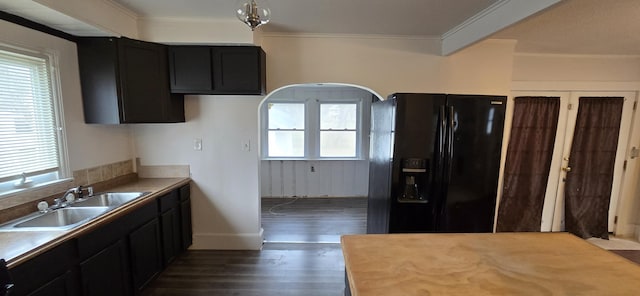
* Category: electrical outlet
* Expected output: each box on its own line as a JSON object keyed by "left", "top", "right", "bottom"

{"left": 310, "top": 165, "right": 315, "bottom": 172}
{"left": 241, "top": 140, "right": 251, "bottom": 151}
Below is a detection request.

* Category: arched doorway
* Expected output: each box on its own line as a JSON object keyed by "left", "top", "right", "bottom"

{"left": 257, "top": 83, "right": 384, "bottom": 243}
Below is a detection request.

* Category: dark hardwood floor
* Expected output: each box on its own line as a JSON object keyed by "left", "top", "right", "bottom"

{"left": 143, "top": 197, "right": 640, "bottom": 295}
{"left": 261, "top": 197, "right": 367, "bottom": 243}
{"left": 143, "top": 197, "right": 367, "bottom": 295}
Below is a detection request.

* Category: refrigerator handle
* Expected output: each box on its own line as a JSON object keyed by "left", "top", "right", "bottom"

{"left": 446, "top": 106, "right": 455, "bottom": 181}
{"left": 438, "top": 106, "right": 446, "bottom": 163}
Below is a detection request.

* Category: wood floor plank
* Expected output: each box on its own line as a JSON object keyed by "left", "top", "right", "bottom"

{"left": 144, "top": 198, "right": 367, "bottom": 295}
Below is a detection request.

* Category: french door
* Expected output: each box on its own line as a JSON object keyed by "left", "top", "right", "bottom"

{"left": 510, "top": 91, "right": 636, "bottom": 233}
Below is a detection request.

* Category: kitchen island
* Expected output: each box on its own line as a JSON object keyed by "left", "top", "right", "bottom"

{"left": 341, "top": 232, "right": 640, "bottom": 295}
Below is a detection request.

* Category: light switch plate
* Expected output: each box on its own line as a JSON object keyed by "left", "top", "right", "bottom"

{"left": 241, "top": 140, "right": 250, "bottom": 151}
{"left": 194, "top": 138, "right": 202, "bottom": 151}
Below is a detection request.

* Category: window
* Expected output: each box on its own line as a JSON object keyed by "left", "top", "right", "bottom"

{"left": 262, "top": 94, "right": 367, "bottom": 160}
{"left": 320, "top": 103, "right": 357, "bottom": 157}
{"left": 0, "top": 46, "right": 67, "bottom": 195}
{"left": 267, "top": 103, "right": 305, "bottom": 157}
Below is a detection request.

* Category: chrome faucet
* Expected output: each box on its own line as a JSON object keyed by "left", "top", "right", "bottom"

{"left": 51, "top": 187, "right": 80, "bottom": 210}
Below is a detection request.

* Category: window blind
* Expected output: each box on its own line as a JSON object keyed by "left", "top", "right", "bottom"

{"left": 0, "top": 49, "right": 59, "bottom": 181}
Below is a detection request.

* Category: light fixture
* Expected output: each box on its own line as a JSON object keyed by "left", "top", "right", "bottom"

{"left": 235, "top": 0, "right": 271, "bottom": 31}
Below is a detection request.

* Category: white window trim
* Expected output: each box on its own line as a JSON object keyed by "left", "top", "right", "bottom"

{"left": 0, "top": 43, "right": 70, "bottom": 198}
{"left": 261, "top": 97, "right": 368, "bottom": 161}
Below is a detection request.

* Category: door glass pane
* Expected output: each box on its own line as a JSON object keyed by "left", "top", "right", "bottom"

{"left": 320, "top": 104, "right": 356, "bottom": 129}
{"left": 320, "top": 131, "right": 356, "bottom": 157}
{"left": 268, "top": 131, "right": 304, "bottom": 157}
{"left": 268, "top": 103, "right": 304, "bottom": 129}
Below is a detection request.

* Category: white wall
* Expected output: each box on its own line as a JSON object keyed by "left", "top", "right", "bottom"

{"left": 0, "top": 19, "right": 132, "bottom": 171}
{"left": 261, "top": 160, "right": 369, "bottom": 198}
{"left": 132, "top": 96, "right": 263, "bottom": 249}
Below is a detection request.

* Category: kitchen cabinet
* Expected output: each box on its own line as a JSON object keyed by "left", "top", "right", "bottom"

{"left": 129, "top": 218, "right": 162, "bottom": 293}
{"left": 168, "top": 45, "right": 266, "bottom": 95}
{"left": 179, "top": 184, "right": 193, "bottom": 251}
{"left": 158, "top": 191, "right": 181, "bottom": 266}
{"left": 77, "top": 37, "right": 185, "bottom": 124}
{"left": 8, "top": 240, "right": 78, "bottom": 296}
{"left": 80, "top": 240, "right": 130, "bottom": 296}
{"left": 6, "top": 184, "right": 192, "bottom": 296}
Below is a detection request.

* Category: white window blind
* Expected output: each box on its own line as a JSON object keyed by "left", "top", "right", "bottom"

{"left": 0, "top": 49, "right": 60, "bottom": 182}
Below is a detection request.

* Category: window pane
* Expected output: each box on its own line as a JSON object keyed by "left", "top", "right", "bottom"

{"left": 268, "top": 103, "right": 304, "bottom": 129}
{"left": 268, "top": 131, "right": 304, "bottom": 157}
{"left": 0, "top": 49, "right": 59, "bottom": 181}
{"left": 320, "top": 131, "right": 356, "bottom": 157}
{"left": 320, "top": 104, "right": 356, "bottom": 129}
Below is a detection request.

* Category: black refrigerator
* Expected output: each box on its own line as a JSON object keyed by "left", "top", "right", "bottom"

{"left": 367, "top": 93, "right": 506, "bottom": 234}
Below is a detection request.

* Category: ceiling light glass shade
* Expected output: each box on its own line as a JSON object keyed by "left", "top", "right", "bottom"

{"left": 235, "top": 0, "right": 271, "bottom": 31}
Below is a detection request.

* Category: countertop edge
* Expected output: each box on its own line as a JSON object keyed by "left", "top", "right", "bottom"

{"left": 4, "top": 177, "right": 191, "bottom": 269}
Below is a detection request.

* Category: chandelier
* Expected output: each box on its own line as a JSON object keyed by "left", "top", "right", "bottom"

{"left": 235, "top": 0, "right": 271, "bottom": 31}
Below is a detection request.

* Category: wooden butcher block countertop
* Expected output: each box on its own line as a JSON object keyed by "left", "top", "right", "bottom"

{"left": 341, "top": 232, "right": 640, "bottom": 296}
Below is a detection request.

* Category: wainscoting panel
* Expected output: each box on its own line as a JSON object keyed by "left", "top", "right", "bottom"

{"left": 261, "top": 160, "right": 369, "bottom": 198}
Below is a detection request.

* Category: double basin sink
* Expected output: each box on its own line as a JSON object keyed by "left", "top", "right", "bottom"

{"left": 0, "top": 192, "right": 149, "bottom": 231}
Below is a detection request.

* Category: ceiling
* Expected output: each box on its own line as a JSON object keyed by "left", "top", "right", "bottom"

{"left": 1, "top": 0, "right": 639, "bottom": 55}
{"left": 491, "top": 0, "right": 640, "bottom": 55}
{"left": 114, "top": 0, "right": 500, "bottom": 36}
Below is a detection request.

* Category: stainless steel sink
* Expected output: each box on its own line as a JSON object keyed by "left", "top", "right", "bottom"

{"left": 13, "top": 207, "right": 109, "bottom": 228}
{"left": 71, "top": 192, "right": 148, "bottom": 207}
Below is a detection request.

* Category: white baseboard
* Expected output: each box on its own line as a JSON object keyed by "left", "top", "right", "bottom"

{"left": 191, "top": 228, "right": 264, "bottom": 250}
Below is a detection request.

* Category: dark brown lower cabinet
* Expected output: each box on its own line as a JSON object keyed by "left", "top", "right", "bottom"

{"left": 80, "top": 240, "right": 130, "bottom": 296}
{"left": 27, "top": 271, "right": 77, "bottom": 296}
{"left": 8, "top": 241, "right": 78, "bottom": 296}
{"left": 7, "top": 183, "right": 192, "bottom": 296}
{"left": 160, "top": 207, "right": 180, "bottom": 266}
{"left": 180, "top": 198, "right": 193, "bottom": 251}
{"left": 129, "top": 218, "right": 163, "bottom": 293}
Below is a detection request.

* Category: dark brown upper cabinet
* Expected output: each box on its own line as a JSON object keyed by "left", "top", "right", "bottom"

{"left": 77, "top": 37, "right": 185, "bottom": 124}
{"left": 168, "top": 45, "right": 266, "bottom": 95}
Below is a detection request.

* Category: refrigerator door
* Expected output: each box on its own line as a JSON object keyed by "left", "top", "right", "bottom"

{"left": 439, "top": 95, "right": 506, "bottom": 232}
{"left": 387, "top": 93, "right": 446, "bottom": 233}
{"left": 366, "top": 98, "right": 396, "bottom": 234}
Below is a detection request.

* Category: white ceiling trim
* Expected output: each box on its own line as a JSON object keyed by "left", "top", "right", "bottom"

{"left": 258, "top": 32, "right": 442, "bottom": 41}
{"left": 513, "top": 52, "right": 640, "bottom": 59}
{"left": 441, "top": 0, "right": 561, "bottom": 55}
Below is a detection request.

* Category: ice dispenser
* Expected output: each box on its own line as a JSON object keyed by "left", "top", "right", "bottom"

{"left": 399, "top": 158, "right": 428, "bottom": 203}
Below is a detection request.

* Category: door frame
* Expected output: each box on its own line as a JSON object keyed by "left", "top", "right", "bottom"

{"left": 503, "top": 81, "right": 640, "bottom": 236}
{"left": 550, "top": 92, "right": 636, "bottom": 232}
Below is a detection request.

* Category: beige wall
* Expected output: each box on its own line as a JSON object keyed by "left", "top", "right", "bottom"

{"left": 261, "top": 35, "right": 516, "bottom": 98}
{"left": 512, "top": 54, "right": 640, "bottom": 82}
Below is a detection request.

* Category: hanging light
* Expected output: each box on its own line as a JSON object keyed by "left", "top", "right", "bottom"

{"left": 235, "top": 0, "right": 271, "bottom": 31}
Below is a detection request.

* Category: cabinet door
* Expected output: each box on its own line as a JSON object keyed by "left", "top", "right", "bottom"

{"left": 180, "top": 199, "right": 193, "bottom": 251}
{"left": 27, "top": 271, "right": 78, "bottom": 296}
{"left": 80, "top": 240, "right": 130, "bottom": 296}
{"left": 212, "top": 47, "right": 265, "bottom": 94}
{"left": 77, "top": 38, "right": 121, "bottom": 124}
{"left": 118, "top": 38, "right": 170, "bottom": 123}
{"left": 129, "top": 218, "right": 162, "bottom": 292}
{"left": 160, "top": 207, "right": 181, "bottom": 266}
{"left": 9, "top": 241, "right": 76, "bottom": 296}
{"left": 168, "top": 46, "right": 213, "bottom": 93}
